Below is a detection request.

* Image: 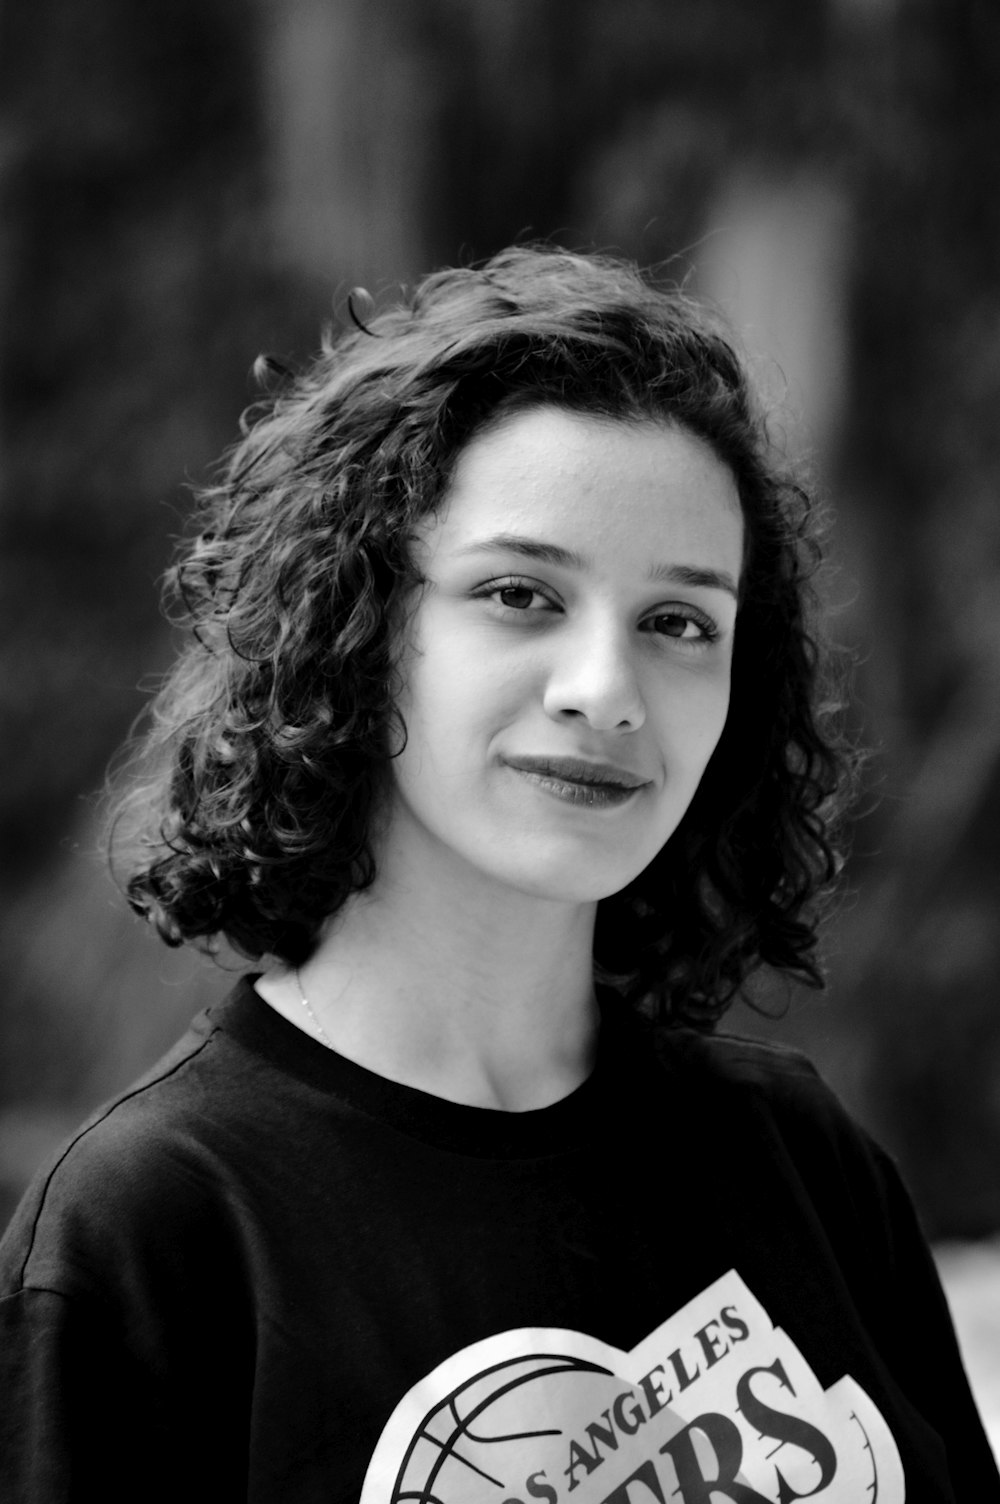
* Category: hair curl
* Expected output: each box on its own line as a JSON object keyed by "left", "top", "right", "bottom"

{"left": 112, "top": 245, "right": 856, "bottom": 1027}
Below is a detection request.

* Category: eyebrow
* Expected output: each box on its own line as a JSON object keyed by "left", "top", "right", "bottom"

{"left": 456, "top": 534, "right": 740, "bottom": 599}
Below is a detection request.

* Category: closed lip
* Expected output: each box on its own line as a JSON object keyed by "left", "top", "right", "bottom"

{"left": 502, "top": 755, "right": 650, "bottom": 790}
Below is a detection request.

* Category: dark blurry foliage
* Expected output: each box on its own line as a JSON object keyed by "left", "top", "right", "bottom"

{"left": 1, "top": 0, "right": 999, "bottom": 1238}
{"left": 422, "top": 0, "right": 829, "bottom": 264}
{"left": 0, "top": 0, "right": 282, "bottom": 882}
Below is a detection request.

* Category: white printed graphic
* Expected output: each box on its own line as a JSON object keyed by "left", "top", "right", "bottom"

{"left": 361, "top": 1270, "right": 904, "bottom": 1503}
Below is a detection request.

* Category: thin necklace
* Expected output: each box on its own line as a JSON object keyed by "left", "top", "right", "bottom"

{"left": 295, "top": 968, "right": 335, "bottom": 1050}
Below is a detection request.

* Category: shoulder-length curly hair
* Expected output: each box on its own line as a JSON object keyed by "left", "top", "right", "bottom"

{"left": 112, "top": 245, "right": 854, "bottom": 1028}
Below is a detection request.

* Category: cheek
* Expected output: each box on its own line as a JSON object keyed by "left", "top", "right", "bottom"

{"left": 654, "top": 666, "right": 733, "bottom": 767}
{"left": 397, "top": 651, "right": 508, "bottom": 777}
{"left": 414, "top": 633, "right": 533, "bottom": 728}
{"left": 703, "top": 673, "right": 734, "bottom": 747}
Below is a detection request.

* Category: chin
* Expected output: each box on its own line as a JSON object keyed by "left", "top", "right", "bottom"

{"left": 491, "top": 848, "right": 659, "bottom": 906}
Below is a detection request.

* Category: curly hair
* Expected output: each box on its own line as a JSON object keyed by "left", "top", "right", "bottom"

{"left": 112, "top": 245, "right": 855, "bottom": 1027}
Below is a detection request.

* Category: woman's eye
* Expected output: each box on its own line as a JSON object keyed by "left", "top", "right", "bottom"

{"left": 481, "top": 579, "right": 555, "bottom": 612}
{"left": 646, "top": 611, "right": 717, "bottom": 643}
{"left": 497, "top": 584, "right": 539, "bottom": 610}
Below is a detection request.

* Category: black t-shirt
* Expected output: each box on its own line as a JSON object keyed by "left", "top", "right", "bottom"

{"left": 1, "top": 977, "right": 996, "bottom": 1503}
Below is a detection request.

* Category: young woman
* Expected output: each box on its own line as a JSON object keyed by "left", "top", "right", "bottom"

{"left": 1, "top": 248, "right": 995, "bottom": 1503}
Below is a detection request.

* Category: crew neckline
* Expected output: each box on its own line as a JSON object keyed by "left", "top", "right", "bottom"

{"left": 209, "top": 974, "right": 650, "bottom": 1159}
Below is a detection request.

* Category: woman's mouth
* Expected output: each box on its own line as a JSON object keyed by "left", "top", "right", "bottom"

{"left": 501, "top": 756, "right": 648, "bottom": 809}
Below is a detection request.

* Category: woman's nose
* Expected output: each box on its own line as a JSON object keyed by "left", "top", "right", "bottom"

{"left": 541, "top": 620, "right": 646, "bottom": 731}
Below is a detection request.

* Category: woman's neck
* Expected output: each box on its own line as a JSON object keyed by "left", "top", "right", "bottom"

{"left": 257, "top": 861, "right": 600, "bottom": 1111}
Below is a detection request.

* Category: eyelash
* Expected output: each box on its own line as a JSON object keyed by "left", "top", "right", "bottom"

{"left": 472, "top": 576, "right": 721, "bottom": 646}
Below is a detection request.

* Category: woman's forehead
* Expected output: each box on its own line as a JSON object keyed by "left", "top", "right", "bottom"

{"left": 423, "top": 406, "right": 744, "bottom": 578}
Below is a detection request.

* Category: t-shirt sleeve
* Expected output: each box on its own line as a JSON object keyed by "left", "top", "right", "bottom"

{"left": 0, "top": 1100, "right": 254, "bottom": 1503}
{"left": 0, "top": 1286, "right": 168, "bottom": 1504}
{"left": 663, "top": 1028, "right": 1000, "bottom": 1492}
{"left": 861, "top": 1141, "right": 1000, "bottom": 1494}
{"left": 745, "top": 1041, "right": 1000, "bottom": 1493}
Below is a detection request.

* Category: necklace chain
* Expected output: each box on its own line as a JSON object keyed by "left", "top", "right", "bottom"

{"left": 295, "top": 968, "right": 335, "bottom": 1050}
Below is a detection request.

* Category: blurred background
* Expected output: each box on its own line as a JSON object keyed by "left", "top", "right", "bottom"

{"left": 1, "top": 0, "right": 999, "bottom": 1428}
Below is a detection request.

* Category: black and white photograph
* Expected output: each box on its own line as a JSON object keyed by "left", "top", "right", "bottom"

{"left": 1, "top": 3, "right": 999, "bottom": 1499}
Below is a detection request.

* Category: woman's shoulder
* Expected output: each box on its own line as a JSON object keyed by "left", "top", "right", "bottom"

{"left": 0, "top": 981, "right": 270, "bottom": 1300}
{"left": 652, "top": 1020, "right": 838, "bottom": 1096}
{"left": 642, "top": 1021, "right": 916, "bottom": 1268}
{"left": 647, "top": 1021, "right": 888, "bottom": 1170}
{"left": 649, "top": 1019, "right": 821, "bottom": 1086}
{"left": 659, "top": 1024, "right": 819, "bottom": 1074}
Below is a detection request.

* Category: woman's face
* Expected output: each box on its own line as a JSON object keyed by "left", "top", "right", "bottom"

{"left": 382, "top": 406, "right": 744, "bottom": 907}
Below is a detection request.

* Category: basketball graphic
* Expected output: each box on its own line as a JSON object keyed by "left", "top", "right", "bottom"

{"left": 390, "top": 1351, "right": 619, "bottom": 1504}
{"left": 360, "top": 1271, "right": 906, "bottom": 1504}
